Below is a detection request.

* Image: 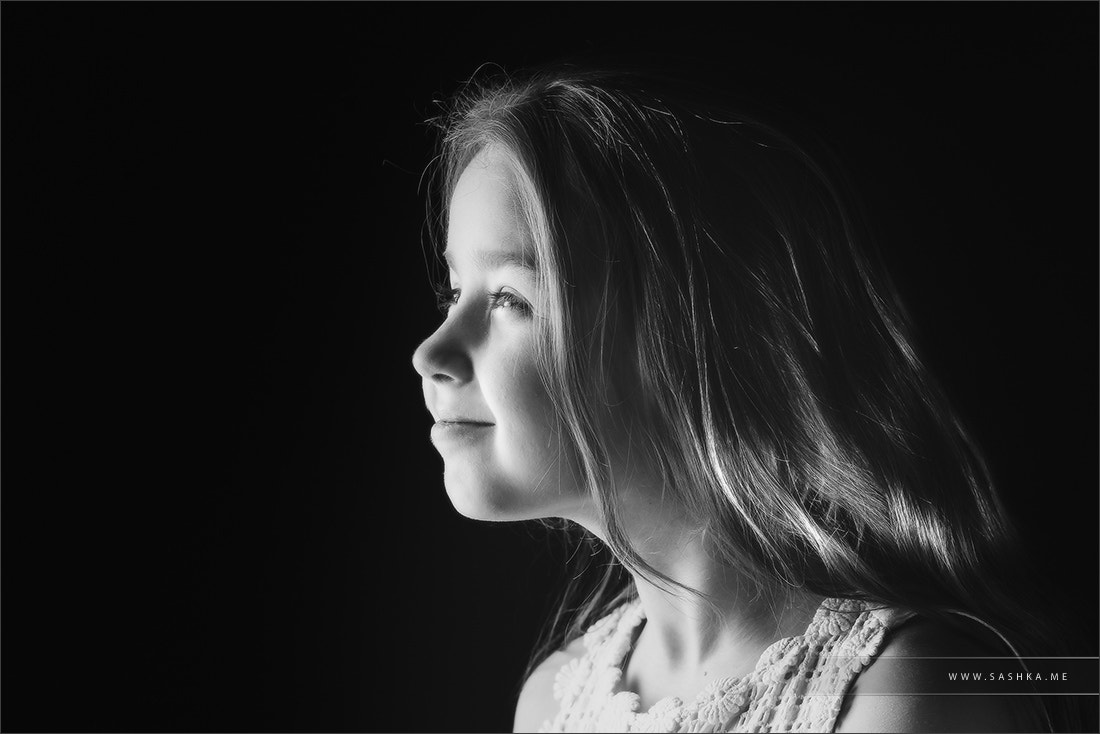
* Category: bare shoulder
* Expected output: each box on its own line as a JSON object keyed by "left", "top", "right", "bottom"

{"left": 835, "top": 616, "right": 1044, "bottom": 733}
{"left": 513, "top": 636, "right": 587, "bottom": 733}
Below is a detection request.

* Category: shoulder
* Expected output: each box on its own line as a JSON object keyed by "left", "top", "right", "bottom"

{"left": 835, "top": 615, "right": 1043, "bottom": 733}
{"left": 513, "top": 635, "right": 587, "bottom": 734}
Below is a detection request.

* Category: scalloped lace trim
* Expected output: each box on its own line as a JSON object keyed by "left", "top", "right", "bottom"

{"left": 539, "top": 597, "right": 910, "bottom": 733}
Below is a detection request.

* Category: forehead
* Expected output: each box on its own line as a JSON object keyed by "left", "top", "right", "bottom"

{"left": 446, "top": 148, "right": 535, "bottom": 267}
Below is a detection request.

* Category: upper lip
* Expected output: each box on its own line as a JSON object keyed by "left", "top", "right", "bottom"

{"left": 428, "top": 398, "right": 494, "bottom": 425}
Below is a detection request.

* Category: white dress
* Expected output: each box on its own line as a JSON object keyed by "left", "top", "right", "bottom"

{"left": 538, "top": 596, "right": 915, "bottom": 733}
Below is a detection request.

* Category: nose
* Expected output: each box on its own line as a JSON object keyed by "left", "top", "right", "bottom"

{"left": 412, "top": 317, "right": 474, "bottom": 384}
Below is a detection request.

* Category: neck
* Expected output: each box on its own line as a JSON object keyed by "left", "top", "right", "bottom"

{"left": 564, "top": 467, "right": 823, "bottom": 683}
{"left": 574, "top": 504, "right": 823, "bottom": 676}
{"left": 633, "top": 556, "right": 822, "bottom": 673}
{"left": 627, "top": 542, "right": 823, "bottom": 674}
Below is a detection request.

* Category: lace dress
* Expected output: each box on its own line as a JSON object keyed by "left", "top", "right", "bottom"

{"left": 538, "top": 597, "right": 915, "bottom": 733}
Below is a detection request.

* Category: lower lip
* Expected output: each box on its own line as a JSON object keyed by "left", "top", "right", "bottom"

{"left": 430, "top": 421, "right": 494, "bottom": 445}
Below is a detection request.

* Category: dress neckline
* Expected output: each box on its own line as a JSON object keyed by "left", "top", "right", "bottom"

{"left": 544, "top": 595, "right": 909, "bottom": 733}
{"left": 598, "top": 596, "right": 867, "bottom": 726}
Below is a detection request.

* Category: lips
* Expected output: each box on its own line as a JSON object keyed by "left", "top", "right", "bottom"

{"left": 430, "top": 419, "right": 494, "bottom": 449}
{"left": 431, "top": 408, "right": 494, "bottom": 426}
{"left": 426, "top": 402, "right": 495, "bottom": 446}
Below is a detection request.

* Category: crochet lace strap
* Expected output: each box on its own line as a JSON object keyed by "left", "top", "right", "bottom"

{"left": 751, "top": 601, "right": 911, "bottom": 733}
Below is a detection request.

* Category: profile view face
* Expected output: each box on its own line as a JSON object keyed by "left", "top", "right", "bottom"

{"left": 412, "top": 148, "right": 588, "bottom": 523}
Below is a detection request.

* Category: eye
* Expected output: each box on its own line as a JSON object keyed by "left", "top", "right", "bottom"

{"left": 488, "top": 289, "right": 533, "bottom": 317}
{"left": 434, "top": 284, "right": 460, "bottom": 315}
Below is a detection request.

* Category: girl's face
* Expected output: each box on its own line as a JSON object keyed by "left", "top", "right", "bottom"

{"left": 412, "top": 149, "right": 590, "bottom": 522}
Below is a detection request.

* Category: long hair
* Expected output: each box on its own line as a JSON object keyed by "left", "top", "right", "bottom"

{"left": 427, "top": 64, "right": 1074, "bottom": 726}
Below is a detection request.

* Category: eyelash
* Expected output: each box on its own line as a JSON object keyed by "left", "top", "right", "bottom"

{"left": 434, "top": 285, "right": 532, "bottom": 317}
{"left": 435, "top": 284, "right": 460, "bottom": 314}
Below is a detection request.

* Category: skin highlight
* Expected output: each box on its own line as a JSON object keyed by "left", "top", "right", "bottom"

{"left": 414, "top": 149, "right": 588, "bottom": 524}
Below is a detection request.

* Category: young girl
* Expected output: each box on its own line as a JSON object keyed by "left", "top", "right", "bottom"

{"left": 412, "top": 65, "right": 1070, "bottom": 732}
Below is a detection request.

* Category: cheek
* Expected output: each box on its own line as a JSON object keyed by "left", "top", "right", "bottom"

{"left": 490, "top": 353, "right": 567, "bottom": 482}
{"left": 476, "top": 340, "right": 588, "bottom": 516}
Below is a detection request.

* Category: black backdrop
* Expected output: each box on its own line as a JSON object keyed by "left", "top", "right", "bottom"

{"left": 3, "top": 3, "right": 1097, "bottom": 732}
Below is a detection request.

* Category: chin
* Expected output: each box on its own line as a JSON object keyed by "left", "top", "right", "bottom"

{"left": 441, "top": 467, "right": 552, "bottom": 522}
{"left": 444, "top": 477, "right": 523, "bottom": 521}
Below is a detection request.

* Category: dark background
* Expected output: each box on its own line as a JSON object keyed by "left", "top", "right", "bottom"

{"left": 2, "top": 2, "right": 1097, "bottom": 732}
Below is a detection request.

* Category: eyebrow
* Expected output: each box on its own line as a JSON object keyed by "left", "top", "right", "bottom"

{"left": 443, "top": 248, "right": 538, "bottom": 273}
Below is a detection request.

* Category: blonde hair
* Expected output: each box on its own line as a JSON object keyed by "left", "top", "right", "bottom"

{"left": 428, "top": 64, "right": 1071, "bottom": 726}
